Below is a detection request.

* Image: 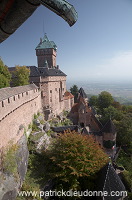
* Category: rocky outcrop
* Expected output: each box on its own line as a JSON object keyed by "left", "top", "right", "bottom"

{"left": 43, "top": 122, "right": 50, "bottom": 132}
{"left": 0, "top": 135, "right": 29, "bottom": 200}
{"left": 36, "top": 133, "right": 51, "bottom": 152}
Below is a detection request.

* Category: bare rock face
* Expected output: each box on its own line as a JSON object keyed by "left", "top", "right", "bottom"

{"left": 50, "top": 132, "right": 58, "bottom": 138}
{"left": 43, "top": 123, "right": 50, "bottom": 132}
{"left": 33, "top": 119, "right": 41, "bottom": 126}
{"left": 36, "top": 134, "right": 51, "bottom": 152}
{"left": 57, "top": 114, "right": 63, "bottom": 121}
{"left": 0, "top": 135, "right": 29, "bottom": 200}
{"left": 38, "top": 124, "right": 44, "bottom": 132}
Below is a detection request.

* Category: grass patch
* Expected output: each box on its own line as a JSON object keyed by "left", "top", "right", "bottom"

{"left": 34, "top": 113, "right": 38, "bottom": 119}
{"left": 29, "top": 132, "right": 44, "bottom": 143}
{"left": 3, "top": 143, "right": 18, "bottom": 176}
{"left": 32, "top": 122, "right": 40, "bottom": 132}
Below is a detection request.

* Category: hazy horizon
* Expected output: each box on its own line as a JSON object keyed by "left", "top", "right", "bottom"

{"left": 66, "top": 79, "right": 132, "bottom": 102}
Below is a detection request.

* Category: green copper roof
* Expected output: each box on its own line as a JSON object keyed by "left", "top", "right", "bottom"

{"left": 36, "top": 34, "right": 57, "bottom": 50}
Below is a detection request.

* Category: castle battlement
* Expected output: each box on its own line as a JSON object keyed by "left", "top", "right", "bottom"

{"left": 0, "top": 84, "right": 40, "bottom": 121}
{"left": 0, "top": 84, "right": 42, "bottom": 148}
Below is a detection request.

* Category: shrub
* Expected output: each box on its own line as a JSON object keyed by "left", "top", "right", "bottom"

{"left": 28, "top": 123, "right": 32, "bottom": 129}
{"left": 63, "top": 110, "right": 69, "bottom": 117}
{"left": 34, "top": 113, "right": 38, "bottom": 119}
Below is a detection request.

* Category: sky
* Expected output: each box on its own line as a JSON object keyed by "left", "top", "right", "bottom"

{"left": 0, "top": 0, "right": 132, "bottom": 83}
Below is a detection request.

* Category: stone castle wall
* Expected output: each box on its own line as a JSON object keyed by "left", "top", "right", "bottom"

{"left": 36, "top": 48, "right": 57, "bottom": 68}
{"left": 64, "top": 98, "right": 74, "bottom": 111}
{"left": 0, "top": 85, "right": 41, "bottom": 148}
{"left": 41, "top": 76, "right": 67, "bottom": 115}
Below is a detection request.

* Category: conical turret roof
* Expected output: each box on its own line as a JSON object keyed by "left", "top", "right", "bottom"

{"left": 78, "top": 87, "right": 87, "bottom": 98}
{"left": 97, "top": 163, "right": 126, "bottom": 200}
{"left": 101, "top": 119, "right": 116, "bottom": 134}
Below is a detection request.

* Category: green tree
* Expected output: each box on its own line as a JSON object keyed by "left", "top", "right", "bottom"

{"left": 112, "top": 101, "right": 122, "bottom": 110}
{"left": 114, "top": 113, "right": 132, "bottom": 149}
{"left": 89, "top": 95, "right": 98, "bottom": 107}
{"left": 100, "top": 106, "right": 123, "bottom": 124}
{"left": 12, "top": 65, "right": 30, "bottom": 86}
{"left": 98, "top": 91, "right": 114, "bottom": 112}
{"left": 122, "top": 105, "right": 132, "bottom": 113}
{"left": 70, "top": 85, "right": 78, "bottom": 103}
{"left": 0, "top": 58, "right": 11, "bottom": 88}
{"left": 45, "top": 131, "right": 108, "bottom": 193}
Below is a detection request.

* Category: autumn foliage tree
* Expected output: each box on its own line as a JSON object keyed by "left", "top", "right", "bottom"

{"left": 45, "top": 131, "right": 108, "bottom": 194}
{"left": 12, "top": 65, "right": 30, "bottom": 86}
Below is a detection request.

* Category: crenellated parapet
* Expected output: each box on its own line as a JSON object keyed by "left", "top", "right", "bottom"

{"left": 0, "top": 84, "right": 40, "bottom": 122}
{"left": 0, "top": 84, "right": 42, "bottom": 148}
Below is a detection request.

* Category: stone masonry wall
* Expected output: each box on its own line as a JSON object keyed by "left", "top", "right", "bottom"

{"left": 64, "top": 98, "right": 74, "bottom": 111}
{"left": 41, "top": 76, "right": 66, "bottom": 115}
{"left": 36, "top": 49, "right": 56, "bottom": 68}
{"left": 0, "top": 87, "right": 41, "bottom": 148}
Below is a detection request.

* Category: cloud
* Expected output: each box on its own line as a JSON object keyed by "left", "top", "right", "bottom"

{"left": 93, "top": 51, "right": 132, "bottom": 80}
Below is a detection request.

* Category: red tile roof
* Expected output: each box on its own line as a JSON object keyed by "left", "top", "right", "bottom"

{"left": 64, "top": 91, "right": 74, "bottom": 100}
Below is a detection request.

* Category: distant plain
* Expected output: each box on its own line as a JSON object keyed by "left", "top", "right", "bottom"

{"left": 67, "top": 80, "right": 132, "bottom": 104}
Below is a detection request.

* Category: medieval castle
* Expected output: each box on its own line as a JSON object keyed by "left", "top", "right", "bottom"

{"left": 0, "top": 34, "right": 74, "bottom": 148}
{"left": 0, "top": 34, "right": 116, "bottom": 156}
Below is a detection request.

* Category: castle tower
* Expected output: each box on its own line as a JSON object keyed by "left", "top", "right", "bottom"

{"left": 78, "top": 87, "right": 88, "bottom": 104}
{"left": 35, "top": 34, "right": 57, "bottom": 68}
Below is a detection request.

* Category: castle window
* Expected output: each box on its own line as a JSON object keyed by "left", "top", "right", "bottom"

{"left": 18, "top": 94, "right": 20, "bottom": 99}
{"left": 22, "top": 93, "right": 24, "bottom": 97}
{"left": 14, "top": 96, "right": 15, "bottom": 101}
{"left": 2, "top": 101, "right": 4, "bottom": 107}
{"left": 50, "top": 97, "right": 52, "bottom": 102}
{"left": 50, "top": 90, "right": 52, "bottom": 93}
{"left": 26, "top": 92, "right": 28, "bottom": 95}
{"left": 8, "top": 98, "right": 10, "bottom": 103}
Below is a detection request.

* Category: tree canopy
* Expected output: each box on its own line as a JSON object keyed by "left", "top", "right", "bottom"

{"left": 45, "top": 131, "right": 108, "bottom": 193}
{"left": 115, "top": 113, "right": 132, "bottom": 149}
{"left": 0, "top": 58, "right": 11, "bottom": 88}
{"left": 89, "top": 91, "right": 132, "bottom": 150}
{"left": 12, "top": 65, "right": 30, "bottom": 86}
{"left": 70, "top": 85, "right": 79, "bottom": 103}
{"left": 89, "top": 95, "right": 98, "bottom": 107}
{"left": 98, "top": 91, "right": 114, "bottom": 111}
